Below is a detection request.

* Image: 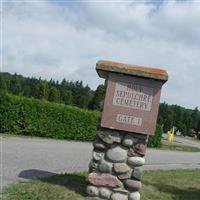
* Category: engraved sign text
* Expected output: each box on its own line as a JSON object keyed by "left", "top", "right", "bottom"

{"left": 113, "top": 82, "right": 153, "bottom": 111}
{"left": 116, "top": 114, "right": 142, "bottom": 126}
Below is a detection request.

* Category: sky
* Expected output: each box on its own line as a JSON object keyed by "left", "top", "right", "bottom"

{"left": 1, "top": 0, "right": 200, "bottom": 109}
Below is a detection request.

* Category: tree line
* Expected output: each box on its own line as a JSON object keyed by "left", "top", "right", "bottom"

{"left": 158, "top": 103, "right": 200, "bottom": 136}
{"left": 0, "top": 72, "right": 104, "bottom": 109}
{"left": 0, "top": 72, "right": 199, "bottom": 136}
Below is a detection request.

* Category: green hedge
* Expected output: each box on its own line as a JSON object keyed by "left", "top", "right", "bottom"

{"left": 148, "top": 124, "right": 163, "bottom": 147}
{"left": 0, "top": 91, "right": 99, "bottom": 141}
{"left": 0, "top": 91, "right": 162, "bottom": 146}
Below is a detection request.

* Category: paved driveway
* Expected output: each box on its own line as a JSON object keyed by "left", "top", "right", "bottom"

{"left": 163, "top": 134, "right": 200, "bottom": 148}
{"left": 1, "top": 135, "right": 200, "bottom": 187}
{"left": 173, "top": 136, "right": 200, "bottom": 148}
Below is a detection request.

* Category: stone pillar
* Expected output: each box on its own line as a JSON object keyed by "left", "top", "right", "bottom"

{"left": 87, "top": 60, "right": 168, "bottom": 200}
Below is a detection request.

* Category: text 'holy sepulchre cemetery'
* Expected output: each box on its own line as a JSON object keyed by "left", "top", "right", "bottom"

{"left": 86, "top": 60, "right": 168, "bottom": 200}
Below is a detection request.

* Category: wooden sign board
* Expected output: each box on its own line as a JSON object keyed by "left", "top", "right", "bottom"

{"left": 101, "top": 73, "right": 163, "bottom": 135}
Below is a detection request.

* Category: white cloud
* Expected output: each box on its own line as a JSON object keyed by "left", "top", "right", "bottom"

{"left": 2, "top": 0, "right": 200, "bottom": 109}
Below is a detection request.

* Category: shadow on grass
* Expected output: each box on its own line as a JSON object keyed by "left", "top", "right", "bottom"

{"left": 143, "top": 180, "right": 200, "bottom": 200}
{"left": 18, "top": 169, "right": 87, "bottom": 197}
{"left": 18, "top": 169, "right": 200, "bottom": 200}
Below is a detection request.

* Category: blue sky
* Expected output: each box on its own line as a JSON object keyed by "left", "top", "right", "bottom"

{"left": 1, "top": 0, "right": 200, "bottom": 109}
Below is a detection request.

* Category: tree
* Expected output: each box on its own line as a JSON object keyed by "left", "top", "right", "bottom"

{"left": 62, "top": 90, "right": 72, "bottom": 105}
{"left": 176, "top": 122, "right": 187, "bottom": 136}
{"left": 49, "top": 86, "right": 60, "bottom": 102}
{"left": 164, "top": 112, "right": 174, "bottom": 132}
{"left": 38, "top": 80, "right": 49, "bottom": 99}
{"left": 157, "top": 115, "right": 164, "bottom": 125}
{"left": 157, "top": 102, "right": 168, "bottom": 127}
{"left": 0, "top": 75, "right": 7, "bottom": 91}
{"left": 78, "top": 96, "right": 86, "bottom": 108}
{"left": 30, "top": 79, "right": 40, "bottom": 98}
{"left": 10, "top": 73, "right": 21, "bottom": 95}
{"left": 61, "top": 78, "right": 67, "bottom": 87}
{"left": 191, "top": 107, "right": 199, "bottom": 130}
{"left": 23, "top": 86, "right": 31, "bottom": 97}
{"left": 197, "top": 119, "right": 200, "bottom": 131}
{"left": 173, "top": 105, "right": 183, "bottom": 125}
{"left": 89, "top": 85, "right": 105, "bottom": 110}
{"left": 183, "top": 112, "right": 192, "bottom": 134}
{"left": 181, "top": 124, "right": 187, "bottom": 136}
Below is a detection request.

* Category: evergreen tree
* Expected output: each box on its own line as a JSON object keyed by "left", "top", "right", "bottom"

{"left": 49, "top": 86, "right": 60, "bottom": 102}
{"left": 89, "top": 84, "right": 105, "bottom": 110}
{"left": 0, "top": 75, "right": 7, "bottom": 91}
{"left": 23, "top": 85, "right": 31, "bottom": 97}
{"left": 62, "top": 90, "right": 72, "bottom": 105}
{"left": 10, "top": 73, "right": 21, "bottom": 95}
{"left": 79, "top": 96, "right": 88, "bottom": 108}
{"left": 61, "top": 78, "right": 67, "bottom": 87}
{"left": 173, "top": 105, "right": 182, "bottom": 125}
{"left": 181, "top": 124, "right": 187, "bottom": 136}
{"left": 176, "top": 122, "right": 187, "bottom": 136}
{"left": 38, "top": 80, "right": 49, "bottom": 99}
{"left": 191, "top": 107, "right": 199, "bottom": 130}
{"left": 197, "top": 119, "right": 200, "bottom": 131}
{"left": 182, "top": 112, "right": 192, "bottom": 134}
{"left": 30, "top": 78, "right": 40, "bottom": 98}
{"left": 164, "top": 112, "right": 174, "bottom": 132}
{"left": 157, "top": 103, "right": 168, "bottom": 126}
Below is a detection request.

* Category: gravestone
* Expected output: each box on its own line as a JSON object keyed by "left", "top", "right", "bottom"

{"left": 87, "top": 60, "right": 168, "bottom": 200}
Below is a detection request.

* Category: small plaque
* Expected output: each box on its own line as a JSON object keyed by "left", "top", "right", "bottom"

{"left": 116, "top": 114, "right": 142, "bottom": 126}
{"left": 101, "top": 73, "right": 163, "bottom": 135}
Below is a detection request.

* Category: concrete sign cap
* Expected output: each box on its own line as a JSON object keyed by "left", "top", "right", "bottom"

{"left": 96, "top": 60, "right": 168, "bottom": 82}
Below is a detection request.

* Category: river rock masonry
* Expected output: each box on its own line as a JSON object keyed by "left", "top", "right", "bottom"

{"left": 87, "top": 129, "right": 147, "bottom": 200}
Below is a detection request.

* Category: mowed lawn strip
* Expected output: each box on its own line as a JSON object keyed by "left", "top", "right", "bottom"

{"left": 141, "top": 169, "right": 200, "bottom": 200}
{"left": 2, "top": 169, "right": 200, "bottom": 200}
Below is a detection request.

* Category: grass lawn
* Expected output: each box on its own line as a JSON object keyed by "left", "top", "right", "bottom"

{"left": 2, "top": 169, "right": 200, "bottom": 200}
{"left": 160, "top": 140, "right": 200, "bottom": 152}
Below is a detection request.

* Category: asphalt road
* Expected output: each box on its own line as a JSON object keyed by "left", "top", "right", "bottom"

{"left": 1, "top": 135, "right": 200, "bottom": 187}
{"left": 163, "top": 133, "right": 200, "bottom": 148}
{"left": 173, "top": 136, "right": 200, "bottom": 148}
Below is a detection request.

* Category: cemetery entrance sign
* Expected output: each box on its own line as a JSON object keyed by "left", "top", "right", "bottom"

{"left": 100, "top": 73, "right": 163, "bottom": 135}
{"left": 96, "top": 60, "right": 168, "bottom": 135}
{"left": 87, "top": 60, "right": 168, "bottom": 200}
